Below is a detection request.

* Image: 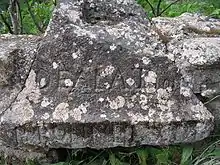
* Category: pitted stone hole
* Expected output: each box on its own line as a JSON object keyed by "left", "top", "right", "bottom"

{"left": 47, "top": 148, "right": 105, "bottom": 163}
{"left": 47, "top": 148, "right": 69, "bottom": 163}
{"left": 81, "top": 1, "right": 133, "bottom": 25}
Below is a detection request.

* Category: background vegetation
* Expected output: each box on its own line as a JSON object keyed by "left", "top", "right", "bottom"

{"left": 1, "top": 138, "right": 220, "bottom": 165}
{"left": 138, "top": 0, "right": 220, "bottom": 18}
{"left": 0, "top": 0, "right": 55, "bottom": 34}
{"left": 0, "top": 0, "right": 219, "bottom": 34}
{"left": 0, "top": 0, "right": 220, "bottom": 164}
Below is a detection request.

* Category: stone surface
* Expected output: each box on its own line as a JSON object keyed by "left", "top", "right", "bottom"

{"left": 0, "top": 1, "right": 217, "bottom": 163}
{"left": 153, "top": 13, "right": 220, "bottom": 126}
{"left": 0, "top": 35, "right": 45, "bottom": 162}
{"left": 0, "top": 35, "right": 41, "bottom": 115}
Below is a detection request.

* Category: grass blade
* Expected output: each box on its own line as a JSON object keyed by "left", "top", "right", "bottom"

{"left": 180, "top": 146, "right": 193, "bottom": 165}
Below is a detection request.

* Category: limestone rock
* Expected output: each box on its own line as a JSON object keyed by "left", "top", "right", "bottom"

{"left": 0, "top": 1, "right": 216, "bottom": 163}
{"left": 154, "top": 14, "right": 220, "bottom": 126}
{"left": 153, "top": 13, "right": 220, "bottom": 42}
{"left": 0, "top": 35, "right": 41, "bottom": 117}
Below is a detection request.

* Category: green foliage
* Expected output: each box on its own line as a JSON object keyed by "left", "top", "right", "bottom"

{"left": 109, "top": 153, "right": 123, "bottom": 165}
{"left": 50, "top": 163, "right": 67, "bottom": 165}
{"left": 136, "top": 148, "right": 148, "bottom": 165}
{"left": 21, "top": 0, "right": 54, "bottom": 34}
{"left": 0, "top": 0, "right": 55, "bottom": 34}
{"left": 25, "top": 159, "right": 39, "bottom": 165}
{"left": 45, "top": 140, "right": 220, "bottom": 165}
{"left": 137, "top": 0, "right": 220, "bottom": 18}
{"left": 180, "top": 146, "right": 193, "bottom": 165}
{"left": 0, "top": 0, "right": 219, "bottom": 34}
{"left": 0, "top": 0, "right": 9, "bottom": 11}
{"left": 1, "top": 140, "right": 220, "bottom": 165}
{"left": 179, "top": 140, "right": 220, "bottom": 165}
{"left": 192, "top": 140, "right": 220, "bottom": 165}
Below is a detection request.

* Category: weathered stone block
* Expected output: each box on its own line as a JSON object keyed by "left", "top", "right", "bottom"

{"left": 153, "top": 14, "right": 220, "bottom": 127}
{"left": 0, "top": 1, "right": 217, "bottom": 163}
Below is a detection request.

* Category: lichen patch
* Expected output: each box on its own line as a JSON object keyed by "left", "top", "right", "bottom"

{"left": 41, "top": 97, "right": 52, "bottom": 107}
{"left": 70, "top": 102, "right": 89, "bottom": 121}
{"left": 101, "top": 65, "right": 115, "bottom": 77}
{"left": 72, "top": 50, "right": 81, "bottom": 59}
{"left": 65, "top": 79, "right": 74, "bottom": 87}
{"left": 1, "top": 70, "right": 41, "bottom": 124}
{"left": 19, "top": 70, "right": 41, "bottom": 104}
{"left": 1, "top": 99, "right": 34, "bottom": 125}
{"left": 126, "top": 78, "right": 135, "bottom": 86}
{"left": 52, "top": 62, "right": 59, "bottom": 69}
{"left": 144, "top": 71, "right": 157, "bottom": 84}
{"left": 142, "top": 57, "right": 151, "bottom": 65}
{"left": 180, "top": 87, "right": 191, "bottom": 97}
{"left": 108, "top": 96, "right": 125, "bottom": 110}
{"left": 40, "top": 78, "right": 47, "bottom": 88}
{"left": 201, "top": 89, "right": 216, "bottom": 97}
{"left": 127, "top": 112, "right": 149, "bottom": 124}
{"left": 110, "top": 44, "right": 117, "bottom": 51}
{"left": 41, "top": 113, "right": 50, "bottom": 120}
{"left": 140, "top": 94, "right": 149, "bottom": 110}
{"left": 53, "top": 103, "right": 69, "bottom": 121}
{"left": 157, "top": 87, "right": 174, "bottom": 111}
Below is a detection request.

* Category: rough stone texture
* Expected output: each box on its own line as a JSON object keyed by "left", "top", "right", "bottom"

{"left": 0, "top": 1, "right": 218, "bottom": 163}
{"left": 0, "top": 35, "right": 46, "bottom": 162}
{"left": 0, "top": 35, "right": 41, "bottom": 114}
{"left": 153, "top": 13, "right": 220, "bottom": 126}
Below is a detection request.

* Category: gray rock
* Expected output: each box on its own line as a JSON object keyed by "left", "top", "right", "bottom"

{"left": 153, "top": 14, "right": 220, "bottom": 126}
{"left": 0, "top": 1, "right": 216, "bottom": 163}
{"left": 0, "top": 35, "right": 41, "bottom": 117}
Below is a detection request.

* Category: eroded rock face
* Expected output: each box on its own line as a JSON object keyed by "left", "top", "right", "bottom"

{"left": 0, "top": 35, "right": 44, "bottom": 162}
{"left": 153, "top": 14, "right": 220, "bottom": 125}
{"left": 0, "top": 35, "right": 41, "bottom": 117}
{"left": 0, "top": 1, "right": 217, "bottom": 163}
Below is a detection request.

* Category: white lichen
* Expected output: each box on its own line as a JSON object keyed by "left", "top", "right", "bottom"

{"left": 127, "top": 112, "right": 149, "bottom": 124}
{"left": 98, "top": 98, "right": 105, "bottom": 102}
{"left": 72, "top": 50, "right": 81, "bottom": 59}
{"left": 41, "top": 97, "right": 52, "bottom": 107}
{"left": 101, "top": 65, "right": 115, "bottom": 77}
{"left": 134, "top": 63, "right": 139, "bottom": 68}
{"left": 108, "top": 96, "right": 125, "bottom": 110}
{"left": 144, "top": 71, "right": 157, "bottom": 84}
{"left": 65, "top": 79, "right": 74, "bottom": 87}
{"left": 52, "top": 62, "right": 59, "bottom": 69}
{"left": 127, "top": 102, "right": 135, "bottom": 108}
{"left": 126, "top": 78, "right": 135, "bottom": 86}
{"left": 40, "top": 78, "right": 47, "bottom": 88}
{"left": 1, "top": 99, "right": 34, "bottom": 125}
{"left": 1, "top": 70, "right": 41, "bottom": 124}
{"left": 180, "top": 87, "right": 191, "bottom": 97}
{"left": 70, "top": 102, "right": 89, "bottom": 121}
{"left": 142, "top": 57, "right": 151, "bottom": 65}
{"left": 53, "top": 103, "right": 69, "bottom": 121}
{"left": 104, "top": 82, "right": 110, "bottom": 89}
{"left": 41, "top": 113, "right": 50, "bottom": 120}
{"left": 110, "top": 44, "right": 117, "bottom": 51}
{"left": 156, "top": 88, "right": 174, "bottom": 111}
{"left": 68, "top": 10, "right": 81, "bottom": 23}
{"left": 201, "top": 89, "right": 216, "bottom": 97}
{"left": 140, "top": 94, "right": 149, "bottom": 110}
{"left": 100, "top": 114, "right": 107, "bottom": 118}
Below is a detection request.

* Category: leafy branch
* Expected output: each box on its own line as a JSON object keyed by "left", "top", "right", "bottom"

{"left": 24, "top": 0, "right": 44, "bottom": 33}
{"left": 8, "top": 0, "right": 20, "bottom": 34}
{"left": 145, "top": 0, "right": 181, "bottom": 17}
{"left": 0, "top": 13, "right": 13, "bottom": 34}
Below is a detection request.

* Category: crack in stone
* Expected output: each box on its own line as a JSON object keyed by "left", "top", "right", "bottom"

{"left": 0, "top": 50, "right": 37, "bottom": 117}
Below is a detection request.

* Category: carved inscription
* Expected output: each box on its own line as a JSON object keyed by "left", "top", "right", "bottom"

{"left": 38, "top": 64, "right": 178, "bottom": 93}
